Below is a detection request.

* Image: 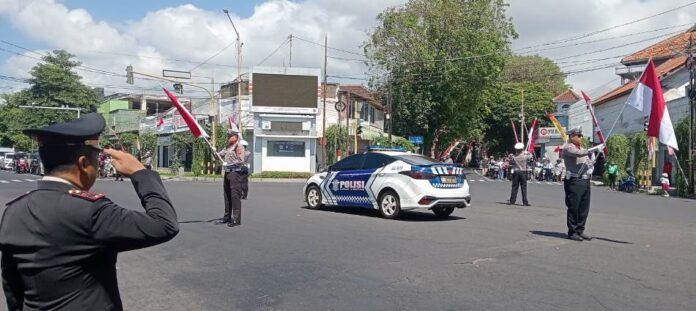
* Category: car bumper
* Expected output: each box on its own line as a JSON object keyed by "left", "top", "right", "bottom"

{"left": 398, "top": 180, "right": 472, "bottom": 210}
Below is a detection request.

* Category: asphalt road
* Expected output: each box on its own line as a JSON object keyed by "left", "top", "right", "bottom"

{"left": 0, "top": 169, "right": 695, "bottom": 310}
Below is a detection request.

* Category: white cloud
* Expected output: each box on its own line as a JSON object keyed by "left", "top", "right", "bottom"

{"left": 0, "top": 0, "right": 694, "bottom": 99}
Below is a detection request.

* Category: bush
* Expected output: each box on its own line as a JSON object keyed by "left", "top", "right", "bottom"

{"left": 251, "top": 171, "right": 313, "bottom": 179}
{"left": 605, "top": 134, "right": 630, "bottom": 180}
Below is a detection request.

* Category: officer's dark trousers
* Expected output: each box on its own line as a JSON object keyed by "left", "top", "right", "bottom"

{"left": 564, "top": 178, "right": 591, "bottom": 235}
{"left": 223, "top": 171, "right": 243, "bottom": 224}
{"left": 509, "top": 171, "right": 528, "bottom": 204}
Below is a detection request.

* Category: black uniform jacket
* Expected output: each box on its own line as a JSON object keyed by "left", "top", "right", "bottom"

{"left": 0, "top": 170, "right": 179, "bottom": 311}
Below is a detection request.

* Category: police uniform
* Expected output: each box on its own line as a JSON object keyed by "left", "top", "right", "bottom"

{"left": 561, "top": 127, "right": 597, "bottom": 241}
{"left": 508, "top": 143, "right": 532, "bottom": 206}
{"left": 0, "top": 113, "right": 179, "bottom": 310}
{"left": 217, "top": 128, "right": 247, "bottom": 227}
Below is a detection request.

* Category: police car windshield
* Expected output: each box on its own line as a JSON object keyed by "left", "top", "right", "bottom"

{"left": 393, "top": 154, "right": 439, "bottom": 165}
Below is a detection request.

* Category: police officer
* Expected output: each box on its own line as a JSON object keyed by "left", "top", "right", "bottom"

{"left": 0, "top": 113, "right": 179, "bottom": 310}
{"left": 562, "top": 127, "right": 604, "bottom": 241}
{"left": 215, "top": 127, "right": 247, "bottom": 227}
{"left": 508, "top": 142, "right": 532, "bottom": 206}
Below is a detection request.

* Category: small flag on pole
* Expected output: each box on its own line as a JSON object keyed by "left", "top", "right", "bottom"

{"left": 526, "top": 118, "right": 537, "bottom": 154}
{"left": 511, "top": 119, "right": 519, "bottom": 144}
{"left": 581, "top": 91, "right": 608, "bottom": 156}
{"left": 156, "top": 117, "right": 164, "bottom": 128}
{"left": 162, "top": 87, "right": 209, "bottom": 138}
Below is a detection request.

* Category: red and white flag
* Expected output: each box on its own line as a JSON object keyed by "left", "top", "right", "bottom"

{"left": 156, "top": 116, "right": 164, "bottom": 128}
{"left": 162, "top": 87, "right": 209, "bottom": 138}
{"left": 581, "top": 91, "right": 608, "bottom": 156}
{"left": 625, "top": 58, "right": 678, "bottom": 151}
{"left": 511, "top": 119, "right": 519, "bottom": 144}
{"left": 526, "top": 118, "right": 537, "bottom": 154}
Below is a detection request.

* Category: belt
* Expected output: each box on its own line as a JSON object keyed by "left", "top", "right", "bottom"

{"left": 224, "top": 165, "right": 247, "bottom": 173}
{"left": 565, "top": 174, "right": 590, "bottom": 181}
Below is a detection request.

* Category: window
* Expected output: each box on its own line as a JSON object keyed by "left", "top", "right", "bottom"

{"left": 362, "top": 153, "right": 395, "bottom": 169}
{"left": 267, "top": 141, "right": 305, "bottom": 157}
{"left": 560, "top": 104, "right": 570, "bottom": 112}
{"left": 330, "top": 154, "right": 365, "bottom": 171}
{"left": 392, "top": 154, "right": 439, "bottom": 165}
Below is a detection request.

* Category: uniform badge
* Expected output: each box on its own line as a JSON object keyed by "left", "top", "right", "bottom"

{"left": 68, "top": 189, "right": 106, "bottom": 202}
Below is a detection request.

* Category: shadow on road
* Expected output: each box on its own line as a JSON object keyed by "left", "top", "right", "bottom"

{"left": 178, "top": 218, "right": 220, "bottom": 224}
{"left": 530, "top": 230, "right": 633, "bottom": 244}
{"left": 302, "top": 206, "right": 465, "bottom": 222}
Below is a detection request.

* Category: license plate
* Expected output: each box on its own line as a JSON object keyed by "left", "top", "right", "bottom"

{"left": 440, "top": 176, "right": 457, "bottom": 184}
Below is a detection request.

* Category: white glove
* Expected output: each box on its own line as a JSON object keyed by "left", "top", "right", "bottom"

{"left": 588, "top": 144, "right": 604, "bottom": 152}
{"left": 222, "top": 161, "right": 228, "bottom": 166}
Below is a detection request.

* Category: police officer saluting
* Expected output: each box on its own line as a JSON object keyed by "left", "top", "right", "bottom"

{"left": 0, "top": 113, "right": 179, "bottom": 310}
{"left": 215, "top": 126, "right": 247, "bottom": 227}
{"left": 561, "top": 127, "right": 603, "bottom": 241}
{"left": 508, "top": 142, "right": 532, "bottom": 206}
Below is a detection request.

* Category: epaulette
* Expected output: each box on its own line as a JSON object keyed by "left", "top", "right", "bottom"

{"left": 5, "top": 190, "right": 37, "bottom": 206}
{"left": 68, "top": 189, "right": 106, "bottom": 202}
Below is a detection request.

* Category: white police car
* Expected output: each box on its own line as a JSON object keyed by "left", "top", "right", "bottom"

{"left": 303, "top": 149, "right": 471, "bottom": 219}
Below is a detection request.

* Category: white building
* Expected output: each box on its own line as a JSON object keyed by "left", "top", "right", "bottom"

{"left": 593, "top": 26, "right": 694, "bottom": 182}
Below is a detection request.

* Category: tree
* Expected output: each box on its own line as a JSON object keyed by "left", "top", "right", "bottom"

{"left": 479, "top": 55, "right": 567, "bottom": 154}
{"left": 364, "top": 0, "right": 517, "bottom": 157}
{"left": 0, "top": 50, "right": 98, "bottom": 150}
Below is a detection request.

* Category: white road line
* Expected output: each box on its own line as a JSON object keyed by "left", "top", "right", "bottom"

{"left": 546, "top": 182, "right": 553, "bottom": 185}
{"left": 0, "top": 180, "right": 9, "bottom": 184}
{"left": 553, "top": 182, "right": 562, "bottom": 185}
{"left": 11, "top": 179, "right": 22, "bottom": 183}
{"left": 479, "top": 179, "right": 485, "bottom": 182}
{"left": 25, "top": 179, "right": 36, "bottom": 182}
{"left": 535, "top": 181, "right": 541, "bottom": 184}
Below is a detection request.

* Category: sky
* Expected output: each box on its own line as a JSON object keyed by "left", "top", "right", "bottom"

{"left": 0, "top": 0, "right": 695, "bottom": 99}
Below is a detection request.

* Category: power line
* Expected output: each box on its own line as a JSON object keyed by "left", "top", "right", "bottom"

{"left": 292, "top": 35, "right": 365, "bottom": 56}
{"left": 257, "top": 38, "right": 290, "bottom": 66}
{"left": 189, "top": 40, "right": 236, "bottom": 72}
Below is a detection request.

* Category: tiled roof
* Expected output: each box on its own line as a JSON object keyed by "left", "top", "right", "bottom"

{"left": 338, "top": 84, "right": 384, "bottom": 109}
{"left": 593, "top": 55, "right": 687, "bottom": 106}
{"left": 552, "top": 89, "right": 581, "bottom": 102}
{"left": 622, "top": 30, "right": 694, "bottom": 64}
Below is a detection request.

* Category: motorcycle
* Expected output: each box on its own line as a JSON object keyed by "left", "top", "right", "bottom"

{"left": 15, "top": 159, "right": 27, "bottom": 174}
{"left": 618, "top": 175, "right": 636, "bottom": 193}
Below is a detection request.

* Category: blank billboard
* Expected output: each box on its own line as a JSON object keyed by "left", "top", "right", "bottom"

{"left": 252, "top": 73, "right": 317, "bottom": 108}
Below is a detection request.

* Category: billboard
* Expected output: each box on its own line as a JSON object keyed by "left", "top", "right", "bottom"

{"left": 252, "top": 73, "right": 318, "bottom": 109}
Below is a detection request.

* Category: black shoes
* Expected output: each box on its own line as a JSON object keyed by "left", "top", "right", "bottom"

{"left": 578, "top": 233, "right": 592, "bottom": 241}
{"left": 522, "top": 203, "right": 531, "bottom": 206}
{"left": 214, "top": 219, "right": 231, "bottom": 225}
{"left": 567, "top": 234, "right": 583, "bottom": 241}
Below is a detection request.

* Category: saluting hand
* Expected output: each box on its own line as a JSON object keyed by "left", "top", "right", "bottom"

{"left": 104, "top": 148, "right": 146, "bottom": 177}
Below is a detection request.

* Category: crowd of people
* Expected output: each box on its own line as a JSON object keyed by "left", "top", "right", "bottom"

{"left": 479, "top": 155, "right": 566, "bottom": 182}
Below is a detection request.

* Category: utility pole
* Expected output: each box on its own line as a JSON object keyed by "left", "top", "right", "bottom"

{"left": 322, "top": 34, "right": 328, "bottom": 166}
{"left": 387, "top": 74, "right": 393, "bottom": 145}
{"left": 354, "top": 95, "right": 358, "bottom": 153}
{"left": 689, "top": 34, "right": 695, "bottom": 194}
{"left": 223, "top": 9, "right": 243, "bottom": 135}
{"left": 346, "top": 92, "right": 351, "bottom": 154}
{"left": 288, "top": 34, "right": 293, "bottom": 67}
{"left": 519, "top": 88, "right": 525, "bottom": 146}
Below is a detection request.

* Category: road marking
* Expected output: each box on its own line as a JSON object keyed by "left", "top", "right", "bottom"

{"left": 11, "top": 179, "right": 22, "bottom": 183}
{"left": 535, "top": 181, "right": 541, "bottom": 184}
{"left": 479, "top": 179, "right": 485, "bottom": 182}
{"left": 546, "top": 182, "right": 553, "bottom": 185}
{"left": 553, "top": 182, "right": 562, "bottom": 185}
{"left": 0, "top": 180, "right": 9, "bottom": 184}
{"left": 24, "top": 179, "right": 36, "bottom": 182}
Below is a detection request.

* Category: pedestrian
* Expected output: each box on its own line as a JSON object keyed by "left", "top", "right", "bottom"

{"left": 561, "top": 127, "right": 603, "bottom": 241}
{"left": 215, "top": 127, "right": 247, "bottom": 227}
{"left": 660, "top": 173, "right": 670, "bottom": 197}
{"left": 0, "top": 113, "right": 179, "bottom": 310}
{"left": 497, "top": 158, "right": 504, "bottom": 180}
{"left": 543, "top": 158, "right": 553, "bottom": 181}
{"left": 554, "top": 159, "right": 565, "bottom": 182}
{"left": 663, "top": 160, "right": 672, "bottom": 181}
{"left": 481, "top": 156, "right": 489, "bottom": 177}
{"left": 508, "top": 143, "right": 532, "bottom": 206}
{"left": 142, "top": 150, "right": 153, "bottom": 170}
{"left": 606, "top": 161, "right": 619, "bottom": 190}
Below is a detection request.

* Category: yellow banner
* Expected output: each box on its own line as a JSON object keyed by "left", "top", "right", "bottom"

{"left": 546, "top": 112, "right": 568, "bottom": 143}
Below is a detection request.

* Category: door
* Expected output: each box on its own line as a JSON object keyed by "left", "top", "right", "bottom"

{"left": 323, "top": 154, "right": 373, "bottom": 208}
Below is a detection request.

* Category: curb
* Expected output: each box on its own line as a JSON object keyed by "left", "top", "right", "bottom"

{"left": 160, "top": 176, "right": 306, "bottom": 184}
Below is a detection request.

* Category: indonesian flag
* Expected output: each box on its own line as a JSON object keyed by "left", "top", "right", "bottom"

{"left": 581, "top": 91, "right": 608, "bottom": 156}
{"left": 156, "top": 117, "right": 164, "bottom": 128}
{"left": 162, "top": 87, "right": 209, "bottom": 138}
{"left": 625, "top": 58, "right": 678, "bottom": 151}
{"left": 526, "top": 118, "right": 537, "bottom": 154}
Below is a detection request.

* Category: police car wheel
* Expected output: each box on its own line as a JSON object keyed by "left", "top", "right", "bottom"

{"left": 432, "top": 206, "right": 455, "bottom": 218}
{"left": 378, "top": 190, "right": 401, "bottom": 219}
{"left": 305, "top": 185, "right": 323, "bottom": 209}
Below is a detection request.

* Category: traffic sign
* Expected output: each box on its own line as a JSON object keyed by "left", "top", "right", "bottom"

{"left": 409, "top": 136, "right": 424, "bottom": 144}
{"left": 335, "top": 101, "right": 346, "bottom": 112}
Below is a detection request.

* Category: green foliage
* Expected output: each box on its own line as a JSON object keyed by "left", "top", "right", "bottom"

{"left": 364, "top": 0, "right": 517, "bottom": 152}
{"left": 169, "top": 132, "right": 194, "bottom": 173}
{"left": 481, "top": 55, "right": 566, "bottom": 154}
{"left": 251, "top": 171, "right": 313, "bottom": 179}
{"left": 0, "top": 50, "right": 98, "bottom": 149}
{"left": 605, "top": 134, "right": 630, "bottom": 172}
{"left": 631, "top": 132, "right": 649, "bottom": 171}
{"left": 674, "top": 117, "right": 691, "bottom": 196}
{"left": 117, "top": 132, "right": 139, "bottom": 153}
{"left": 191, "top": 139, "right": 210, "bottom": 176}
{"left": 325, "top": 125, "right": 348, "bottom": 165}
{"left": 140, "top": 133, "right": 157, "bottom": 157}
{"left": 371, "top": 135, "right": 415, "bottom": 152}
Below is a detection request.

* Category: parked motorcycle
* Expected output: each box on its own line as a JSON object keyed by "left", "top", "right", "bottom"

{"left": 618, "top": 174, "right": 636, "bottom": 193}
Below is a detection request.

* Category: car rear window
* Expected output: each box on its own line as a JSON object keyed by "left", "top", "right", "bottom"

{"left": 393, "top": 154, "right": 439, "bottom": 165}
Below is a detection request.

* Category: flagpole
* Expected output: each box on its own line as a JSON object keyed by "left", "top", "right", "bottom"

{"left": 203, "top": 136, "right": 224, "bottom": 163}
{"left": 672, "top": 152, "right": 690, "bottom": 187}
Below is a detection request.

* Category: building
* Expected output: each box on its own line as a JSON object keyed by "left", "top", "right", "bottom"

{"left": 593, "top": 26, "right": 694, "bottom": 182}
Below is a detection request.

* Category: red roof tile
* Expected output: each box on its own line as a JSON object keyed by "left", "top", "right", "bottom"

{"left": 552, "top": 89, "right": 581, "bottom": 102}
{"left": 622, "top": 30, "right": 694, "bottom": 64}
{"left": 593, "top": 55, "right": 687, "bottom": 106}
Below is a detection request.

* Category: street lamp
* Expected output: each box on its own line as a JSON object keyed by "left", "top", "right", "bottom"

{"left": 223, "top": 9, "right": 243, "bottom": 135}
